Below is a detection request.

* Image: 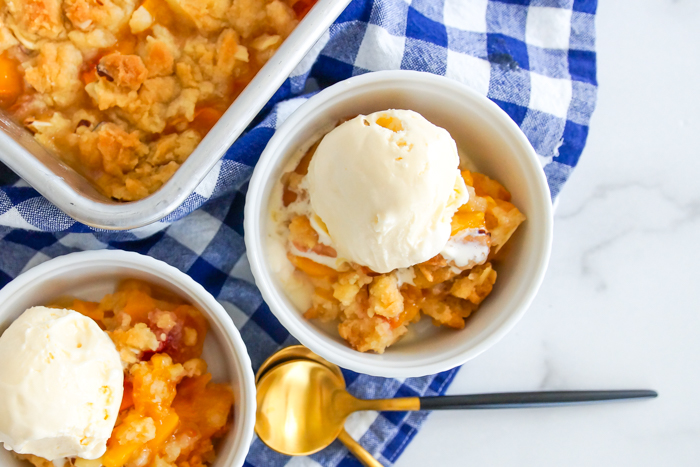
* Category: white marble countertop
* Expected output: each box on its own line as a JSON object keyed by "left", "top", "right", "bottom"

{"left": 397, "top": 1, "right": 700, "bottom": 465}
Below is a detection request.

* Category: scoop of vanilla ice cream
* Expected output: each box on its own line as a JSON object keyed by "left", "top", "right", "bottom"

{"left": 0, "top": 306, "right": 123, "bottom": 460}
{"left": 307, "top": 109, "right": 468, "bottom": 273}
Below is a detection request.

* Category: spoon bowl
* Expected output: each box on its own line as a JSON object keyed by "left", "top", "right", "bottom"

{"left": 255, "top": 346, "right": 385, "bottom": 466}
{"left": 256, "top": 360, "right": 349, "bottom": 455}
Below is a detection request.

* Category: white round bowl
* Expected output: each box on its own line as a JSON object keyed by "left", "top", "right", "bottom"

{"left": 0, "top": 250, "right": 256, "bottom": 467}
{"left": 245, "top": 70, "right": 553, "bottom": 378}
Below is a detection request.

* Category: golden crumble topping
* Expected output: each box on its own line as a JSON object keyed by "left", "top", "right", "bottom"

{"left": 0, "top": 0, "right": 317, "bottom": 200}
{"left": 368, "top": 274, "right": 403, "bottom": 320}
{"left": 275, "top": 138, "right": 527, "bottom": 353}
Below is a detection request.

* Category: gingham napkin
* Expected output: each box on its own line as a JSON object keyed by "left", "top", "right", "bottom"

{"left": 0, "top": 1, "right": 598, "bottom": 465}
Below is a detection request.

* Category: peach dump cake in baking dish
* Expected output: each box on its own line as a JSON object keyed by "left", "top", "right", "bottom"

{"left": 0, "top": 0, "right": 317, "bottom": 200}
{"left": 268, "top": 109, "right": 527, "bottom": 354}
{"left": 0, "top": 280, "right": 234, "bottom": 467}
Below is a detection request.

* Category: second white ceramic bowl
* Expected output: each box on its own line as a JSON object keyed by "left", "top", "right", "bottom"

{"left": 245, "top": 70, "right": 553, "bottom": 378}
{"left": 0, "top": 250, "right": 256, "bottom": 467}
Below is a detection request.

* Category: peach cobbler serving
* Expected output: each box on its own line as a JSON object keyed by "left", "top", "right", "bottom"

{"left": 268, "top": 109, "right": 526, "bottom": 354}
{"left": 0, "top": 0, "right": 316, "bottom": 200}
{"left": 0, "top": 280, "right": 234, "bottom": 467}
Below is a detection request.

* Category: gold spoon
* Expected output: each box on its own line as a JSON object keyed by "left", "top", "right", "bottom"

{"left": 256, "top": 347, "right": 657, "bottom": 465}
{"left": 255, "top": 346, "right": 382, "bottom": 467}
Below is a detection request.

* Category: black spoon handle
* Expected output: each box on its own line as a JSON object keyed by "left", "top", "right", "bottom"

{"left": 418, "top": 390, "right": 658, "bottom": 410}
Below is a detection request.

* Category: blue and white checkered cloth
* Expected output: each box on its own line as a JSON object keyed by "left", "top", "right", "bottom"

{"left": 0, "top": 0, "right": 597, "bottom": 465}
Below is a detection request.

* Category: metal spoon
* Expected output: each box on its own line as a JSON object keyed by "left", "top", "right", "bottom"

{"left": 255, "top": 347, "right": 657, "bottom": 466}
{"left": 255, "top": 346, "right": 383, "bottom": 467}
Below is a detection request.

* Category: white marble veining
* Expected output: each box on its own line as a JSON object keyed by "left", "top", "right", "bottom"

{"left": 397, "top": 1, "right": 700, "bottom": 465}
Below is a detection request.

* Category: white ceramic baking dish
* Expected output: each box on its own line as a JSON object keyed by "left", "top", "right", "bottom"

{"left": 0, "top": 0, "right": 350, "bottom": 230}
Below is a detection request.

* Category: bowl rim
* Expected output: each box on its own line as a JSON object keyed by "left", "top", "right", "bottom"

{"left": 0, "top": 250, "right": 257, "bottom": 467}
{"left": 244, "top": 70, "right": 554, "bottom": 378}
